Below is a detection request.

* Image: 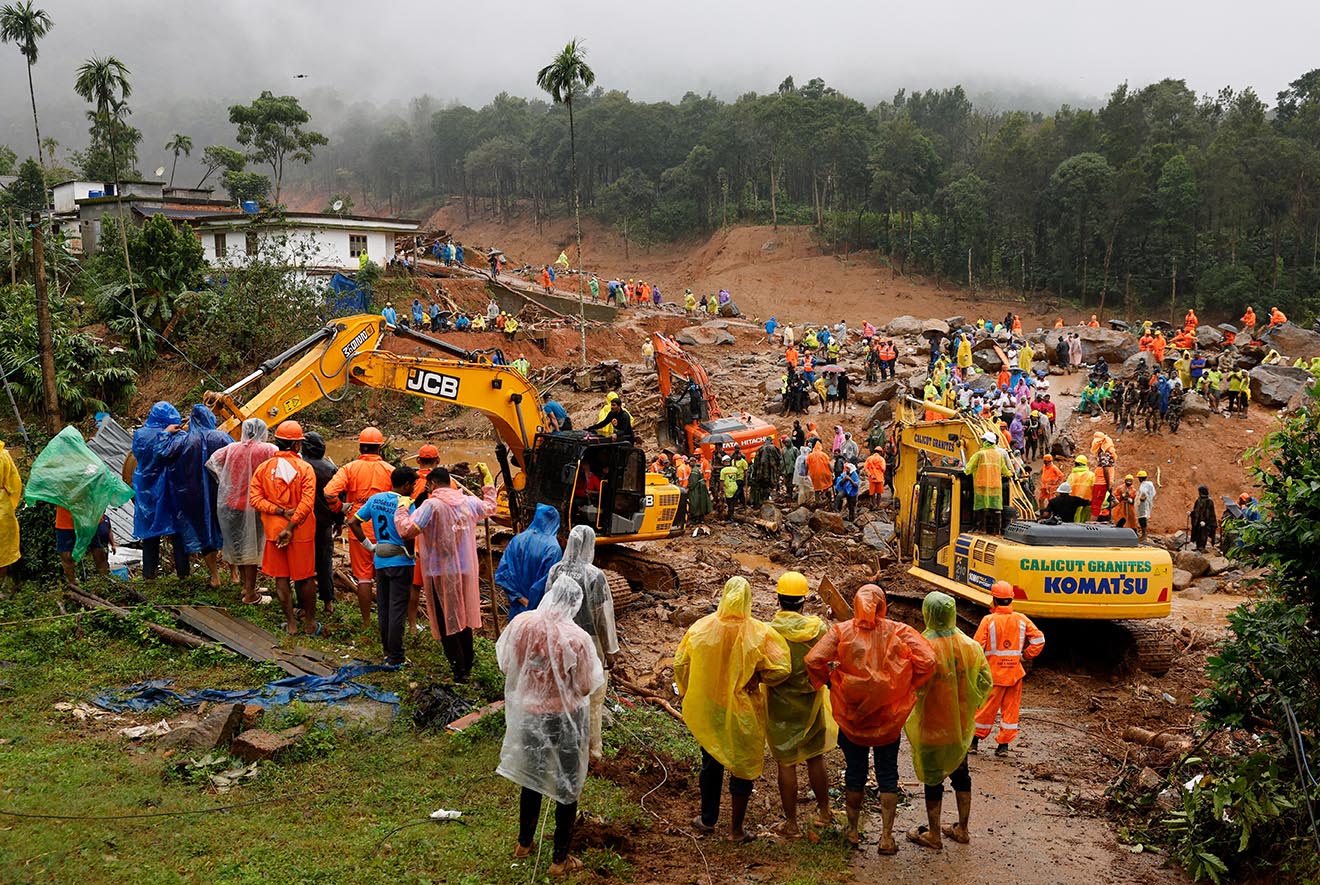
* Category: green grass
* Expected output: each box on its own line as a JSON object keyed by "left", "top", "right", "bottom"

{"left": 0, "top": 577, "right": 850, "bottom": 883}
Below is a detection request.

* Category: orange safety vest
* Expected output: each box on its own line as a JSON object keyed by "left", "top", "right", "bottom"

{"left": 878, "top": 342, "right": 896, "bottom": 360}
{"left": 785, "top": 346, "right": 799, "bottom": 367}
{"left": 974, "top": 607, "right": 1045, "bottom": 686}
{"left": 675, "top": 461, "right": 691, "bottom": 488}
{"left": 863, "top": 453, "right": 886, "bottom": 489}
{"left": 803, "top": 354, "right": 814, "bottom": 371}
{"left": 323, "top": 454, "right": 395, "bottom": 514}
{"left": 1151, "top": 336, "right": 1166, "bottom": 362}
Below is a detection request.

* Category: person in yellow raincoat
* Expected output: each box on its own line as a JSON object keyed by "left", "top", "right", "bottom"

{"left": 963, "top": 432, "right": 1010, "bottom": 534}
{"left": 765, "top": 571, "right": 837, "bottom": 838}
{"left": 1068, "top": 455, "right": 1095, "bottom": 519}
{"left": 674, "top": 576, "right": 791, "bottom": 841}
{"left": 903, "top": 591, "right": 992, "bottom": 851}
{"left": 955, "top": 334, "right": 972, "bottom": 373}
{"left": 0, "top": 441, "right": 21, "bottom": 581}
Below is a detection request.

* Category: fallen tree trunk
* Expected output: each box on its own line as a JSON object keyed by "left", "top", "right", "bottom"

{"left": 1122, "top": 725, "right": 1193, "bottom": 754}
{"left": 65, "top": 588, "right": 212, "bottom": 650}
{"left": 613, "top": 676, "right": 683, "bottom": 722}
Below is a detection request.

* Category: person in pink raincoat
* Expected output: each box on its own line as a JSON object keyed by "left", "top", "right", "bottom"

{"left": 394, "top": 462, "right": 498, "bottom": 682}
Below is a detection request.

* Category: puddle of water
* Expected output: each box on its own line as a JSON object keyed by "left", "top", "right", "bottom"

{"left": 732, "top": 552, "right": 782, "bottom": 576}
{"left": 323, "top": 437, "right": 497, "bottom": 468}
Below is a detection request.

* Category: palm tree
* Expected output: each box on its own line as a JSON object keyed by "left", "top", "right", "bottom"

{"left": 537, "top": 38, "right": 595, "bottom": 366}
{"left": 165, "top": 133, "right": 192, "bottom": 187}
{"left": 0, "top": 1, "right": 53, "bottom": 166}
{"left": 75, "top": 55, "right": 141, "bottom": 348}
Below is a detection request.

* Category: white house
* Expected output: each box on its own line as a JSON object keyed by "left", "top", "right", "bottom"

{"left": 194, "top": 212, "right": 420, "bottom": 274}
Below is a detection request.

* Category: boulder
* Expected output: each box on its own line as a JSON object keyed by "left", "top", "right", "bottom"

{"left": 1260, "top": 323, "right": 1320, "bottom": 358}
{"left": 864, "top": 400, "right": 893, "bottom": 428}
{"left": 230, "top": 725, "right": 307, "bottom": 762}
{"left": 158, "top": 703, "right": 244, "bottom": 753}
{"left": 1171, "top": 568, "right": 1194, "bottom": 591}
{"left": 922, "top": 318, "right": 950, "bottom": 336}
{"left": 764, "top": 378, "right": 782, "bottom": 396}
{"left": 668, "top": 603, "right": 712, "bottom": 629}
{"left": 1117, "top": 352, "right": 1158, "bottom": 379}
{"left": 1205, "top": 555, "right": 1233, "bottom": 576}
{"left": 786, "top": 507, "right": 812, "bottom": 526}
{"left": 971, "top": 338, "right": 1006, "bottom": 373}
{"left": 1182, "top": 392, "right": 1212, "bottom": 418}
{"left": 808, "top": 511, "right": 847, "bottom": 534}
{"left": 675, "top": 326, "right": 736, "bottom": 347}
{"left": 945, "top": 316, "right": 966, "bottom": 330}
{"left": 1249, "top": 364, "right": 1312, "bottom": 408}
{"left": 763, "top": 399, "right": 785, "bottom": 415}
{"left": 1175, "top": 551, "right": 1210, "bottom": 579}
{"left": 862, "top": 521, "right": 896, "bottom": 550}
{"left": 852, "top": 380, "right": 899, "bottom": 408}
{"left": 1042, "top": 327, "right": 1138, "bottom": 365}
{"left": 1196, "top": 326, "right": 1224, "bottom": 348}
{"left": 717, "top": 302, "right": 742, "bottom": 318}
{"left": 885, "top": 315, "right": 925, "bottom": 337}
{"left": 1190, "top": 577, "right": 1221, "bottom": 596}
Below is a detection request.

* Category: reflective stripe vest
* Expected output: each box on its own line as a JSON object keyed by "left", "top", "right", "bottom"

{"left": 974, "top": 607, "right": 1046, "bottom": 686}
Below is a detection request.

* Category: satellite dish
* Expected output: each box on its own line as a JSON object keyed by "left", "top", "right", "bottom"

{"left": 154, "top": 166, "right": 166, "bottom": 178}
{"left": 332, "top": 199, "right": 344, "bottom": 213}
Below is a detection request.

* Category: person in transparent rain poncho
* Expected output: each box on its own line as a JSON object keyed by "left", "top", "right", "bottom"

{"left": 497, "top": 576, "right": 604, "bottom": 878}
{"left": 545, "top": 524, "right": 618, "bottom": 762}
{"left": 206, "top": 418, "right": 277, "bottom": 604}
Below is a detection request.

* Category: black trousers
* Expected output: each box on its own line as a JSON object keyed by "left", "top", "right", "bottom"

{"left": 699, "top": 747, "right": 754, "bottom": 828}
{"left": 313, "top": 519, "right": 335, "bottom": 603}
{"left": 376, "top": 565, "right": 412, "bottom": 665}
{"left": 923, "top": 754, "right": 972, "bottom": 801}
{"left": 519, "top": 787, "right": 577, "bottom": 863}
{"left": 142, "top": 534, "right": 189, "bottom": 579}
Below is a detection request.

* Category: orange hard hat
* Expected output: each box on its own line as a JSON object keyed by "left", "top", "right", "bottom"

{"left": 274, "top": 420, "right": 305, "bottom": 441}
{"left": 418, "top": 444, "right": 440, "bottom": 460}
{"left": 991, "top": 580, "right": 1014, "bottom": 600}
{"left": 359, "top": 426, "right": 385, "bottom": 444}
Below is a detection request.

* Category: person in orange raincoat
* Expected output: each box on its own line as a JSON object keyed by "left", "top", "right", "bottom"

{"left": 1010, "top": 314, "right": 1022, "bottom": 335}
{"left": 1110, "top": 474, "right": 1138, "bottom": 529}
{"left": 805, "top": 584, "right": 936, "bottom": 854}
{"left": 973, "top": 581, "right": 1045, "bottom": 756}
{"left": 324, "top": 427, "right": 396, "bottom": 629}
{"left": 1170, "top": 328, "right": 1195, "bottom": 350}
{"left": 1184, "top": 308, "right": 1198, "bottom": 332}
{"left": 1151, "top": 331, "right": 1167, "bottom": 365}
{"left": 805, "top": 442, "right": 833, "bottom": 503}
{"left": 249, "top": 421, "right": 319, "bottom": 636}
{"left": 785, "top": 345, "right": 799, "bottom": 369}
{"left": 1053, "top": 317, "right": 1064, "bottom": 328}
{"left": 863, "top": 448, "right": 887, "bottom": 510}
{"left": 674, "top": 455, "right": 692, "bottom": 489}
{"left": 1138, "top": 331, "right": 1154, "bottom": 353}
{"left": 1269, "top": 306, "right": 1287, "bottom": 327}
{"left": 1240, "top": 306, "right": 1256, "bottom": 329}
{"left": 903, "top": 591, "right": 992, "bottom": 850}
{"left": 1037, "top": 454, "right": 1064, "bottom": 508}
{"left": 1087, "top": 314, "right": 1100, "bottom": 327}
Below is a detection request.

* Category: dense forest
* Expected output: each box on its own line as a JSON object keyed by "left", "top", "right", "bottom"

{"left": 297, "top": 71, "right": 1320, "bottom": 319}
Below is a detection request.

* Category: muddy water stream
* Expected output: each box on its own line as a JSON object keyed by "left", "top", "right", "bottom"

{"left": 322, "top": 437, "right": 500, "bottom": 469}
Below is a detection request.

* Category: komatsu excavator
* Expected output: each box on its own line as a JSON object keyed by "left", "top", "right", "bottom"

{"left": 890, "top": 397, "right": 1175, "bottom": 673}
{"left": 652, "top": 332, "right": 777, "bottom": 459}
{"left": 204, "top": 314, "right": 685, "bottom": 592}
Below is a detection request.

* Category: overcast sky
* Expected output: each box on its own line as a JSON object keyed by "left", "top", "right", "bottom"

{"left": 3, "top": 0, "right": 1317, "bottom": 165}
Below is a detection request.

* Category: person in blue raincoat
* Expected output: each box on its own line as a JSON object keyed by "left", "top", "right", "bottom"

{"left": 133, "top": 401, "right": 188, "bottom": 580}
{"left": 160, "top": 404, "right": 231, "bottom": 587}
{"left": 494, "top": 503, "right": 563, "bottom": 621}
{"left": 765, "top": 316, "right": 778, "bottom": 344}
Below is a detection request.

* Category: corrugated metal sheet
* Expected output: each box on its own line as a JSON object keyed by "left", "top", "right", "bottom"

{"left": 86, "top": 417, "right": 137, "bottom": 543}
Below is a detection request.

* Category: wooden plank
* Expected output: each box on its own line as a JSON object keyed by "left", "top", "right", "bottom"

{"left": 172, "top": 606, "right": 275, "bottom": 662}
{"left": 818, "top": 576, "right": 853, "bottom": 621}
{"left": 171, "top": 605, "right": 337, "bottom": 677}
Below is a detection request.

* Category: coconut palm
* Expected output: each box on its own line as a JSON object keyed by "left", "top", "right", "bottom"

{"left": 75, "top": 55, "right": 142, "bottom": 348}
{"left": 166, "top": 133, "right": 192, "bottom": 187}
{"left": 536, "top": 38, "right": 595, "bottom": 366}
{"left": 0, "top": 1, "right": 53, "bottom": 165}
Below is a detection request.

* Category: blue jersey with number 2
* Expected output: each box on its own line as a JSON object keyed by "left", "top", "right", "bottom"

{"left": 356, "top": 492, "right": 413, "bottom": 569}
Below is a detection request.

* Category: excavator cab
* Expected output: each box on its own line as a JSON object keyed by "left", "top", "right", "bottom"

{"left": 914, "top": 469, "right": 971, "bottom": 579}
{"left": 523, "top": 431, "right": 683, "bottom": 542}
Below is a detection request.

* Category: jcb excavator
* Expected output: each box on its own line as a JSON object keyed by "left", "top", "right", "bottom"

{"left": 204, "top": 314, "right": 685, "bottom": 592}
{"left": 890, "top": 398, "right": 1175, "bottom": 673}
{"left": 652, "top": 332, "right": 777, "bottom": 460}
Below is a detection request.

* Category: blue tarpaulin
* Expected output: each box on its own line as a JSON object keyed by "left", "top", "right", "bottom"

{"left": 91, "top": 663, "right": 399, "bottom": 713}
{"left": 328, "top": 272, "right": 368, "bottom": 316}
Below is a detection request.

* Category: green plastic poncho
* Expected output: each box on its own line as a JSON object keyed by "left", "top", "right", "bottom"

{"left": 686, "top": 473, "right": 713, "bottom": 520}
{"left": 24, "top": 426, "right": 134, "bottom": 561}
{"left": 904, "top": 592, "right": 992, "bottom": 786}
{"left": 673, "top": 577, "right": 791, "bottom": 780}
{"left": 766, "top": 611, "right": 837, "bottom": 765}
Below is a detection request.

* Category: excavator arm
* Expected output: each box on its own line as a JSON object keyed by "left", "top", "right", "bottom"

{"left": 653, "top": 333, "right": 720, "bottom": 417}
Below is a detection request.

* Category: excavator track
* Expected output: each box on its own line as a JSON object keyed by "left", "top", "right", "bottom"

{"left": 1116, "top": 618, "right": 1177, "bottom": 676}
{"left": 595, "top": 545, "right": 682, "bottom": 601}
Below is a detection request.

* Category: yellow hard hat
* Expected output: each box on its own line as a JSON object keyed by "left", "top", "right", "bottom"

{"left": 1074, "top": 455, "right": 1088, "bottom": 465}
{"left": 1137, "top": 469, "right": 1148, "bottom": 478}
{"left": 776, "top": 571, "right": 809, "bottom": 598}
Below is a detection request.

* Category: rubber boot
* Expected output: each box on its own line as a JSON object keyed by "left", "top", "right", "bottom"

{"left": 844, "top": 788, "right": 864, "bottom": 847}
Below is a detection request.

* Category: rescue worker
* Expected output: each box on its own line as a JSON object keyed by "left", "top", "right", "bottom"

{"left": 834, "top": 462, "right": 861, "bottom": 521}
{"left": 972, "top": 581, "right": 1045, "bottom": 756}
{"left": 1135, "top": 469, "right": 1157, "bottom": 538}
{"left": 782, "top": 322, "right": 796, "bottom": 347}
{"left": 494, "top": 503, "right": 563, "bottom": 621}
{"left": 805, "top": 584, "right": 936, "bottom": 854}
{"left": 1184, "top": 308, "right": 1198, "bottom": 332}
{"left": 877, "top": 338, "right": 897, "bottom": 380}
{"left": 674, "top": 576, "right": 791, "bottom": 842}
{"left": 1037, "top": 454, "right": 1064, "bottom": 509}
{"left": 718, "top": 455, "right": 740, "bottom": 521}
{"left": 805, "top": 442, "right": 833, "bottom": 506}
{"left": 1269, "top": 306, "right": 1287, "bottom": 327}
{"left": 863, "top": 447, "right": 887, "bottom": 510}
{"left": 1190, "top": 485, "right": 1217, "bottom": 552}
{"left": 684, "top": 289, "right": 696, "bottom": 313}
{"left": 1067, "top": 455, "right": 1095, "bottom": 519}
{"left": 1040, "top": 480, "right": 1088, "bottom": 523}
{"left": 592, "top": 391, "right": 623, "bottom": 439}
{"left": 963, "top": 431, "right": 1010, "bottom": 534}
{"left": 1111, "top": 474, "right": 1138, "bottom": 529}
{"left": 904, "top": 591, "right": 992, "bottom": 850}
{"left": 749, "top": 439, "right": 781, "bottom": 507}
{"left": 324, "top": 427, "right": 396, "bottom": 629}
{"left": 249, "top": 421, "right": 319, "bottom": 636}
{"left": 587, "top": 397, "right": 635, "bottom": 443}
{"left": 545, "top": 524, "right": 617, "bottom": 761}
{"left": 133, "top": 401, "right": 188, "bottom": 580}
{"left": 1240, "top": 306, "right": 1256, "bottom": 331}
{"left": 348, "top": 466, "right": 419, "bottom": 665}
{"left": 766, "top": 571, "right": 837, "bottom": 838}
{"left": 1090, "top": 432, "right": 1117, "bottom": 520}
{"left": 499, "top": 576, "right": 603, "bottom": 878}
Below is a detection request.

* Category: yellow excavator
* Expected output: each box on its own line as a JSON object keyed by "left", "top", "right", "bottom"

{"left": 204, "top": 314, "right": 685, "bottom": 591}
{"left": 891, "top": 398, "right": 1175, "bottom": 673}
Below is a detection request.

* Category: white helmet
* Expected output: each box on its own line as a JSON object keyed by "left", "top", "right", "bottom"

{"left": 981, "top": 431, "right": 997, "bottom": 444}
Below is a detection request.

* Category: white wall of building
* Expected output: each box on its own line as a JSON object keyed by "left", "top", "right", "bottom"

{"left": 200, "top": 224, "right": 395, "bottom": 271}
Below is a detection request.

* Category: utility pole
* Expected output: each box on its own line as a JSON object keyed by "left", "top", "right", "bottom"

{"left": 31, "top": 212, "right": 59, "bottom": 434}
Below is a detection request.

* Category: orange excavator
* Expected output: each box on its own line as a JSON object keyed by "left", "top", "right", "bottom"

{"left": 652, "top": 332, "right": 778, "bottom": 460}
